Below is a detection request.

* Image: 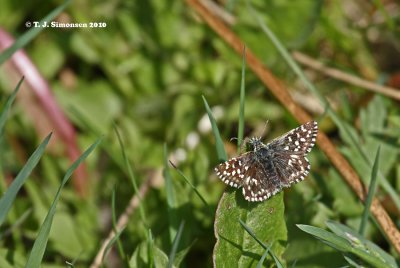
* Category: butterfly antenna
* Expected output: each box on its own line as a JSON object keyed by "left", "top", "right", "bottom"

{"left": 260, "top": 120, "right": 269, "bottom": 138}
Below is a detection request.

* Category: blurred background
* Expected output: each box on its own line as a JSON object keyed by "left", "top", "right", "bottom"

{"left": 0, "top": 0, "right": 399, "bottom": 267}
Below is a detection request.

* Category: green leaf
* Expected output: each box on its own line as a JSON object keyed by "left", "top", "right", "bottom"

{"left": 130, "top": 241, "right": 171, "bottom": 268}
{"left": 326, "top": 221, "right": 397, "bottom": 268}
{"left": 297, "top": 224, "right": 350, "bottom": 252}
{"left": 25, "top": 138, "right": 101, "bottom": 267}
{"left": 0, "top": 133, "right": 52, "bottom": 227}
{"left": 298, "top": 223, "right": 397, "bottom": 268}
{"left": 213, "top": 192, "right": 287, "bottom": 267}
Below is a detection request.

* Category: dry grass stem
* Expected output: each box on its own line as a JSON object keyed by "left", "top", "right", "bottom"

{"left": 90, "top": 175, "right": 155, "bottom": 268}
{"left": 293, "top": 51, "right": 400, "bottom": 101}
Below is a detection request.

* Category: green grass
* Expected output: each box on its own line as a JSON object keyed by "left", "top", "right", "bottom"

{"left": 0, "top": 0, "right": 399, "bottom": 267}
{"left": 26, "top": 137, "right": 101, "bottom": 267}
{"left": 0, "top": 133, "right": 51, "bottom": 227}
{"left": 237, "top": 46, "right": 246, "bottom": 152}
{"left": 359, "top": 146, "right": 381, "bottom": 235}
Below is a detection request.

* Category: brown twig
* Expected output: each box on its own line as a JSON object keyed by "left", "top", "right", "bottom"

{"left": 185, "top": 0, "right": 400, "bottom": 254}
{"left": 90, "top": 175, "right": 154, "bottom": 268}
{"left": 292, "top": 51, "right": 400, "bottom": 101}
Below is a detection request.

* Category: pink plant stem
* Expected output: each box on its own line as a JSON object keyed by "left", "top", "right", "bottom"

{"left": 0, "top": 27, "right": 88, "bottom": 196}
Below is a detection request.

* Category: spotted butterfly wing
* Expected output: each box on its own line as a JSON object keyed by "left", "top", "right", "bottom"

{"left": 267, "top": 120, "right": 317, "bottom": 185}
{"left": 214, "top": 121, "right": 318, "bottom": 202}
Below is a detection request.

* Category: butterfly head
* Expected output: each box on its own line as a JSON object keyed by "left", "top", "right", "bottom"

{"left": 246, "top": 137, "right": 264, "bottom": 152}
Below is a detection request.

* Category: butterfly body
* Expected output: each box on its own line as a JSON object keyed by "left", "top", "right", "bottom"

{"left": 215, "top": 121, "right": 318, "bottom": 202}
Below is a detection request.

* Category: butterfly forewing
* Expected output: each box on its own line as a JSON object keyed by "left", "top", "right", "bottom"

{"left": 268, "top": 121, "right": 318, "bottom": 154}
{"left": 214, "top": 154, "right": 251, "bottom": 188}
{"left": 268, "top": 121, "right": 317, "bottom": 185}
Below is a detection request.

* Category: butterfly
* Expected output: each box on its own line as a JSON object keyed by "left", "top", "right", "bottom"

{"left": 215, "top": 121, "right": 318, "bottom": 202}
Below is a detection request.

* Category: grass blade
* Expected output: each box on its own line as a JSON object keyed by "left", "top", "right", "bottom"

{"left": 326, "top": 220, "right": 397, "bottom": 267}
{"left": 239, "top": 219, "right": 284, "bottom": 267}
{"left": 0, "top": 208, "right": 31, "bottom": 240}
{"left": 0, "top": 133, "right": 52, "bottom": 227}
{"left": 202, "top": 95, "right": 227, "bottom": 162}
{"left": 147, "top": 229, "right": 155, "bottom": 268}
{"left": 238, "top": 46, "right": 246, "bottom": 153}
{"left": 0, "top": 0, "right": 71, "bottom": 65}
{"left": 114, "top": 126, "right": 147, "bottom": 225}
{"left": 239, "top": 218, "right": 268, "bottom": 248}
{"left": 167, "top": 221, "right": 185, "bottom": 268}
{"left": 169, "top": 160, "right": 209, "bottom": 209}
{"left": 297, "top": 224, "right": 351, "bottom": 252}
{"left": 25, "top": 137, "right": 102, "bottom": 267}
{"left": 256, "top": 244, "right": 272, "bottom": 268}
{"left": 359, "top": 146, "right": 381, "bottom": 235}
{"left": 102, "top": 227, "right": 126, "bottom": 265}
{"left": 163, "top": 144, "right": 178, "bottom": 243}
{"left": 111, "top": 187, "right": 127, "bottom": 265}
{"left": 270, "top": 250, "right": 285, "bottom": 268}
{"left": 298, "top": 223, "right": 393, "bottom": 267}
{"left": 0, "top": 77, "right": 23, "bottom": 138}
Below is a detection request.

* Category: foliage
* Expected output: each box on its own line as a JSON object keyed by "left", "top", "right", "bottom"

{"left": 0, "top": 0, "right": 399, "bottom": 267}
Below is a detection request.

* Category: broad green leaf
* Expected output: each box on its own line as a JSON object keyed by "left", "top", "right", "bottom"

{"left": 213, "top": 191, "right": 287, "bottom": 267}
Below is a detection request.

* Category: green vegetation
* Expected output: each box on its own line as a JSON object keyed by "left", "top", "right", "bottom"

{"left": 0, "top": 0, "right": 399, "bottom": 267}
